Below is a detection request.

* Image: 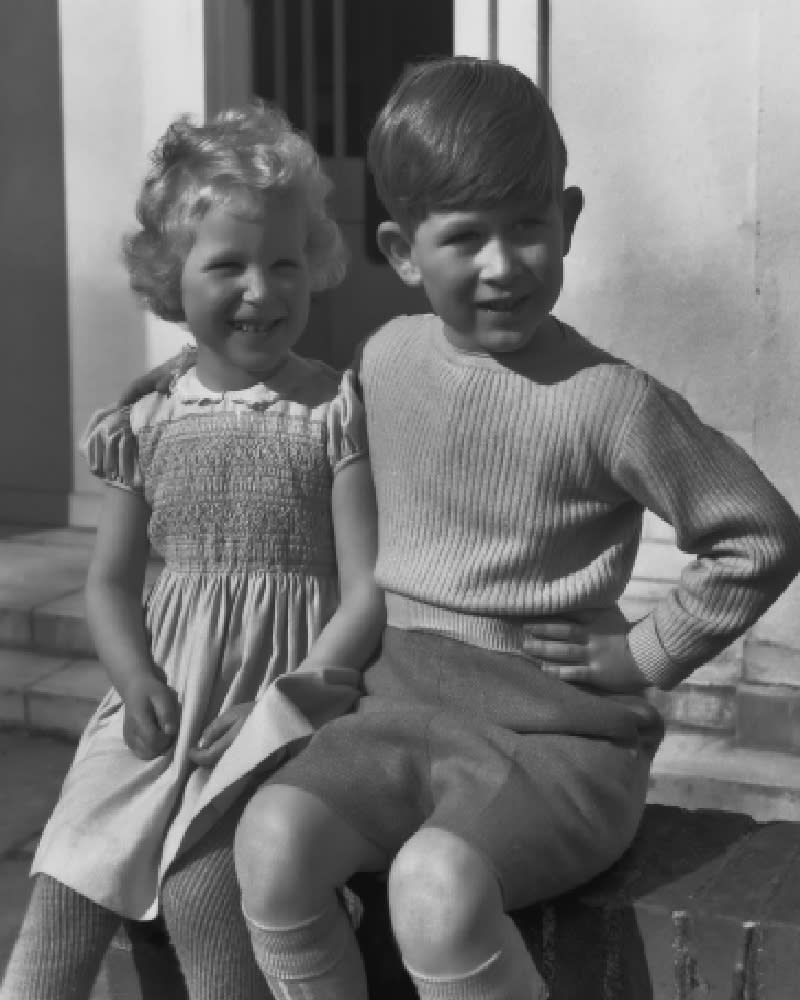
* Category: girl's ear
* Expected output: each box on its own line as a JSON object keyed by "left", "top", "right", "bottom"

{"left": 375, "top": 222, "right": 422, "bottom": 286}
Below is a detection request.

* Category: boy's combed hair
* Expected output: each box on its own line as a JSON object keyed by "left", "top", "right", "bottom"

{"left": 367, "top": 56, "right": 568, "bottom": 233}
{"left": 124, "top": 103, "right": 348, "bottom": 321}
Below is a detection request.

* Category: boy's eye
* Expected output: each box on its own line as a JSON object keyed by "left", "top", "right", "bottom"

{"left": 514, "top": 218, "right": 547, "bottom": 235}
{"left": 445, "top": 230, "right": 481, "bottom": 247}
{"left": 274, "top": 259, "right": 299, "bottom": 270}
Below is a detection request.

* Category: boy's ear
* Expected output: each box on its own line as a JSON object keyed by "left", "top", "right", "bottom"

{"left": 375, "top": 222, "right": 422, "bottom": 286}
{"left": 561, "top": 186, "right": 584, "bottom": 256}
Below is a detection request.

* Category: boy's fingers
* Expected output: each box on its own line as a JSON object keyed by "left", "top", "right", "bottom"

{"left": 524, "top": 640, "right": 589, "bottom": 663}
{"left": 524, "top": 622, "right": 588, "bottom": 642}
{"left": 540, "top": 664, "right": 595, "bottom": 684}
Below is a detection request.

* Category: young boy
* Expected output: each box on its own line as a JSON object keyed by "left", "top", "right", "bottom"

{"left": 227, "top": 56, "right": 800, "bottom": 1000}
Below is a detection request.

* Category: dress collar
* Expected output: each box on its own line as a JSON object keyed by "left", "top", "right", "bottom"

{"left": 172, "top": 358, "right": 306, "bottom": 408}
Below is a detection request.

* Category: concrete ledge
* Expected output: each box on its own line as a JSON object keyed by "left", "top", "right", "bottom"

{"left": 103, "top": 805, "right": 800, "bottom": 1000}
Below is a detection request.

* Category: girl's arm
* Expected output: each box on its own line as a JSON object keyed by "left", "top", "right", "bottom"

{"left": 86, "top": 485, "right": 180, "bottom": 758}
{"left": 190, "top": 456, "right": 383, "bottom": 768}
{"left": 302, "top": 455, "right": 385, "bottom": 672}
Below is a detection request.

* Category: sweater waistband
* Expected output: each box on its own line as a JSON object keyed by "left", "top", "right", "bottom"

{"left": 385, "top": 592, "right": 535, "bottom": 654}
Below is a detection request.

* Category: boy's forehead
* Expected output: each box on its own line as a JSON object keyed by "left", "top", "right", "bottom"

{"left": 424, "top": 194, "right": 561, "bottom": 225}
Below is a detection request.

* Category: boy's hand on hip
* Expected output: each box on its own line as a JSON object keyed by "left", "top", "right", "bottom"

{"left": 188, "top": 702, "right": 254, "bottom": 768}
{"left": 523, "top": 621, "right": 650, "bottom": 693}
{"left": 122, "top": 677, "right": 181, "bottom": 759}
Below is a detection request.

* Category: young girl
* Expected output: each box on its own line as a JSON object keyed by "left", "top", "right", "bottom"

{"left": 0, "top": 105, "right": 383, "bottom": 1000}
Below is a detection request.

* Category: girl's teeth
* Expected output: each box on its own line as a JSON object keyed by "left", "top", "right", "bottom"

{"left": 233, "top": 322, "right": 266, "bottom": 333}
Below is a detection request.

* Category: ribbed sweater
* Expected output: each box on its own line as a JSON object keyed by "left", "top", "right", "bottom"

{"left": 357, "top": 314, "right": 800, "bottom": 690}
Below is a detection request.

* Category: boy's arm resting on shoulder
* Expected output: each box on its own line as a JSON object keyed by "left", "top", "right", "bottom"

{"left": 613, "top": 378, "right": 800, "bottom": 690}
{"left": 117, "top": 345, "right": 197, "bottom": 406}
{"left": 299, "top": 455, "right": 385, "bottom": 678}
{"left": 85, "top": 485, "right": 180, "bottom": 757}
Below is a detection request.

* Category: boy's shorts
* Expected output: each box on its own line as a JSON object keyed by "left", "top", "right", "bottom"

{"left": 272, "top": 627, "right": 661, "bottom": 909}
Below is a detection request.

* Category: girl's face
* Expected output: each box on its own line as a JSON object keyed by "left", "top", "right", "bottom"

{"left": 180, "top": 190, "right": 311, "bottom": 390}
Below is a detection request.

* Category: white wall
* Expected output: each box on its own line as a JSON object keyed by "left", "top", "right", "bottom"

{"left": 60, "top": 0, "right": 206, "bottom": 526}
{"left": 549, "top": 0, "right": 800, "bottom": 672}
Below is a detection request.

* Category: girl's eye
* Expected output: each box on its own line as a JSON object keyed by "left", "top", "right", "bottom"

{"left": 207, "top": 259, "right": 242, "bottom": 273}
{"left": 274, "top": 259, "right": 299, "bottom": 271}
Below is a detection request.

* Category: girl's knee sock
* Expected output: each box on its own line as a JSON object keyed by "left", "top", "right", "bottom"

{"left": 162, "top": 838, "right": 270, "bottom": 999}
{"left": 0, "top": 875, "right": 119, "bottom": 1000}
{"left": 404, "top": 916, "right": 544, "bottom": 1000}
{"left": 243, "top": 900, "right": 368, "bottom": 1000}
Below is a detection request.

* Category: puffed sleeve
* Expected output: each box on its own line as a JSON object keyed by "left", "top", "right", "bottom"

{"left": 326, "top": 368, "right": 369, "bottom": 474}
{"left": 79, "top": 405, "right": 143, "bottom": 494}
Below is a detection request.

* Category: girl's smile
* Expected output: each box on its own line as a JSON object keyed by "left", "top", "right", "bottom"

{"left": 180, "top": 192, "right": 311, "bottom": 390}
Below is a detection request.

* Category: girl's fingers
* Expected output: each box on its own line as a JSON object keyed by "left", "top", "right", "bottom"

{"left": 150, "top": 691, "right": 179, "bottom": 736}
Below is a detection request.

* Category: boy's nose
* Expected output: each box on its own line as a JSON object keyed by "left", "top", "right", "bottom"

{"left": 479, "top": 237, "right": 518, "bottom": 281}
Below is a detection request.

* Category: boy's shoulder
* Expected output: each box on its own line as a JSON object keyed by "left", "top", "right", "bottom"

{"left": 360, "top": 313, "right": 434, "bottom": 351}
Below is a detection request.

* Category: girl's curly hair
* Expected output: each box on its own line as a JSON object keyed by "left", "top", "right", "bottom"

{"left": 123, "top": 103, "right": 348, "bottom": 321}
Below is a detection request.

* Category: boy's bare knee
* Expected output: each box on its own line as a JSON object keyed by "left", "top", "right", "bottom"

{"left": 387, "top": 828, "right": 503, "bottom": 971}
{"left": 234, "top": 785, "right": 311, "bottom": 915}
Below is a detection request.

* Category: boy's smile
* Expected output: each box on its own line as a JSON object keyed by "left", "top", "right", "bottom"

{"left": 378, "top": 189, "right": 582, "bottom": 356}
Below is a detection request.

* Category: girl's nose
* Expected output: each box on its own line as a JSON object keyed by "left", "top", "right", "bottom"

{"left": 242, "top": 265, "right": 268, "bottom": 302}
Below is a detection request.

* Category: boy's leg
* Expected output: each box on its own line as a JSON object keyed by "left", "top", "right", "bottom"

{"left": 234, "top": 783, "right": 389, "bottom": 1000}
{"left": 388, "top": 828, "right": 542, "bottom": 1000}
{"left": 0, "top": 875, "right": 119, "bottom": 1000}
{"left": 161, "top": 805, "right": 270, "bottom": 1000}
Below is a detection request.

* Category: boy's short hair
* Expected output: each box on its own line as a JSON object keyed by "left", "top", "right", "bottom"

{"left": 124, "top": 103, "right": 347, "bottom": 322}
{"left": 367, "top": 56, "right": 567, "bottom": 234}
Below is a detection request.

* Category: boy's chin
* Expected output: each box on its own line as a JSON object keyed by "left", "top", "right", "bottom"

{"left": 474, "top": 327, "right": 540, "bottom": 354}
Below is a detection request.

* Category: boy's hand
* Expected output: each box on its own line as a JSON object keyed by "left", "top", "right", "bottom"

{"left": 117, "top": 347, "right": 196, "bottom": 406}
{"left": 522, "top": 621, "right": 650, "bottom": 693}
{"left": 121, "top": 676, "right": 181, "bottom": 759}
{"left": 188, "top": 702, "right": 254, "bottom": 768}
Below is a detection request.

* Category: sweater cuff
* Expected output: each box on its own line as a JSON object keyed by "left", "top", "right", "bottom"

{"left": 627, "top": 614, "right": 684, "bottom": 690}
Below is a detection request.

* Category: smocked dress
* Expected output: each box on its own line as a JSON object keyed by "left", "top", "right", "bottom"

{"left": 32, "top": 359, "right": 367, "bottom": 920}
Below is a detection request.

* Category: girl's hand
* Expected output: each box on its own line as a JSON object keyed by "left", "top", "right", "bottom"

{"left": 522, "top": 621, "right": 650, "bottom": 693}
{"left": 121, "top": 676, "right": 181, "bottom": 759}
{"left": 188, "top": 702, "right": 254, "bottom": 768}
{"left": 117, "top": 346, "right": 197, "bottom": 406}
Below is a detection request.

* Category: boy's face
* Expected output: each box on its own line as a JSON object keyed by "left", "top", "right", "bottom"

{"left": 180, "top": 191, "right": 311, "bottom": 390}
{"left": 378, "top": 189, "right": 582, "bottom": 355}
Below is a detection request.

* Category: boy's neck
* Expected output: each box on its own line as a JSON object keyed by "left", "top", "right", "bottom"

{"left": 440, "top": 315, "right": 559, "bottom": 360}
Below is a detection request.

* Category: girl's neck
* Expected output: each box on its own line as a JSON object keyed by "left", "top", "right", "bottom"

{"left": 194, "top": 352, "right": 294, "bottom": 392}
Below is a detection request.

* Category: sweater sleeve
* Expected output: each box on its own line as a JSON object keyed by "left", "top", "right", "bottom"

{"left": 612, "top": 376, "right": 800, "bottom": 689}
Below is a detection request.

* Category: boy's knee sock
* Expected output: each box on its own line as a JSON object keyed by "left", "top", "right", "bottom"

{"left": 1, "top": 875, "right": 119, "bottom": 1000}
{"left": 243, "top": 900, "right": 368, "bottom": 1000}
{"left": 162, "top": 838, "right": 270, "bottom": 999}
{"left": 404, "top": 916, "right": 544, "bottom": 1000}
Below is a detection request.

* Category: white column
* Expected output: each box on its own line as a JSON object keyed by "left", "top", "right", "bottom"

{"left": 497, "top": 0, "right": 541, "bottom": 82}
{"left": 454, "top": 0, "right": 543, "bottom": 86}
{"left": 453, "top": 0, "right": 493, "bottom": 57}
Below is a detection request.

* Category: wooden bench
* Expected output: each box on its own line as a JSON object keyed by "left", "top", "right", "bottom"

{"left": 104, "top": 804, "right": 800, "bottom": 999}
